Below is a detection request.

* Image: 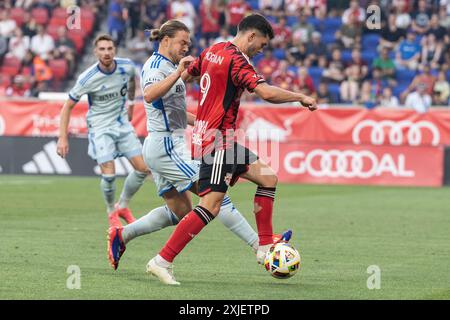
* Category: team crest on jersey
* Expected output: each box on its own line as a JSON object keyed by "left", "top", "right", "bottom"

{"left": 224, "top": 173, "right": 233, "bottom": 186}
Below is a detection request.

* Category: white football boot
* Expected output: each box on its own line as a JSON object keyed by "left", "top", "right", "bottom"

{"left": 146, "top": 257, "right": 180, "bottom": 285}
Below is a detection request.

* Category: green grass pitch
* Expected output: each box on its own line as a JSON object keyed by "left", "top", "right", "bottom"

{"left": 0, "top": 175, "right": 449, "bottom": 300}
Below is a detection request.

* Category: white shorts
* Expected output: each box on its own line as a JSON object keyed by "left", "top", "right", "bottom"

{"left": 88, "top": 125, "right": 142, "bottom": 164}
{"left": 143, "top": 132, "right": 199, "bottom": 196}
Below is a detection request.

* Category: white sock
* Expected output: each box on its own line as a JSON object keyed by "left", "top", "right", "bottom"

{"left": 100, "top": 174, "right": 116, "bottom": 214}
{"left": 118, "top": 170, "right": 147, "bottom": 209}
{"left": 122, "top": 205, "right": 178, "bottom": 243}
{"left": 155, "top": 254, "right": 171, "bottom": 268}
{"left": 217, "top": 195, "right": 259, "bottom": 249}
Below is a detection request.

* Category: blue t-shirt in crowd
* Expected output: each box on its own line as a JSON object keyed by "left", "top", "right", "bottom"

{"left": 108, "top": 1, "right": 125, "bottom": 32}
{"left": 398, "top": 40, "right": 421, "bottom": 60}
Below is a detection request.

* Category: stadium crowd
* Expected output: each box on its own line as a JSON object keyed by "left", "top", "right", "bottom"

{"left": 0, "top": 0, "right": 449, "bottom": 111}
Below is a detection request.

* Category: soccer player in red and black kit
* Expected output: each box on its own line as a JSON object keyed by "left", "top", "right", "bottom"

{"left": 146, "top": 14, "right": 317, "bottom": 285}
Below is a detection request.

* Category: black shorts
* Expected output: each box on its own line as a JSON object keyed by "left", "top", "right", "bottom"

{"left": 198, "top": 143, "right": 258, "bottom": 196}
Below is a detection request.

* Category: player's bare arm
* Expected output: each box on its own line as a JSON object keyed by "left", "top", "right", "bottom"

{"left": 143, "top": 55, "right": 195, "bottom": 103}
{"left": 57, "top": 98, "right": 77, "bottom": 158}
{"left": 187, "top": 111, "right": 196, "bottom": 126}
{"left": 181, "top": 70, "right": 199, "bottom": 83}
{"left": 127, "top": 75, "right": 136, "bottom": 121}
{"left": 253, "top": 82, "right": 318, "bottom": 111}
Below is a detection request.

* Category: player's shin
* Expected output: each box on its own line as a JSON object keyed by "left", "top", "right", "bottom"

{"left": 118, "top": 170, "right": 147, "bottom": 208}
{"left": 254, "top": 187, "right": 276, "bottom": 246}
{"left": 158, "top": 206, "right": 214, "bottom": 263}
{"left": 121, "top": 205, "right": 178, "bottom": 243}
{"left": 217, "top": 195, "right": 259, "bottom": 250}
{"left": 101, "top": 174, "right": 116, "bottom": 213}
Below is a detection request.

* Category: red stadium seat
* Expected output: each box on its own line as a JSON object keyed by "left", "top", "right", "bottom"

{"left": 67, "top": 29, "right": 86, "bottom": 54}
{"left": 31, "top": 8, "right": 50, "bottom": 25}
{"left": 10, "top": 7, "right": 25, "bottom": 27}
{"left": 49, "top": 59, "right": 69, "bottom": 80}
{"left": 0, "top": 57, "right": 22, "bottom": 77}
{"left": 46, "top": 24, "right": 60, "bottom": 40}
{"left": 52, "top": 7, "right": 68, "bottom": 20}
{"left": 0, "top": 75, "right": 12, "bottom": 89}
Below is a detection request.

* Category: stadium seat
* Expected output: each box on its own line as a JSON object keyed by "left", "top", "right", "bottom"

{"left": 324, "top": 17, "right": 342, "bottom": 32}
{"left": 447, "top": 70, "right": 450, "bottom": 82}
{"left": 10, "top": 7, "right": 25, "bottom": 27}
{"left": 49, "top": 59, "right": 69, "bottom": 80}
{"left": 248, "top": 0, "right": 259, "bottom": 10}
{"left": 341, "top": 50, "right": 353, "bottom": 64}
{"left": 252, "top": 54, "right": 264, "bottom": 67}
{"left": 273, "top": 48, "right": 286, "bottom": 60}
{"left": 327, "top": 83, "right": 341, "bottom": 102}
{"left": 308, "top": 67, "right": 324, "bottom": 78}
{"left": 0, "top": 75, "right": 11, "bottom": 89}
{"left": 51, "top": 7, "right": 68, "bottom": 19}
{"left": 361, "top": 50, "right": 377, "bottom": 66}
{"left": 287, "top": 16, "right": 298, "bottom": 27}
{"left": 287, "top": 66, "right": 298, "bottom": 75}
{"left": 67, "top": 29, "right": 86, "bottom": 54}
{"left": 307, "top": 17, "right": 324, "bottom": 31}
{"left": 362, "top": 34, "right": 380, "bottom": 49}
{"left": 31, "top": 7, "right": 50, "bottom": 25}
{"left": 46, "top": 24, "right": 60, "bottom": 40}
{"left": 396, "top": 69, "right": 416, "bottom": 83}
{"left": 322, "top": 31, "right": 336, "bottom": 45}
{"left": 393, "top": 83, "right": 409, "bottom": 98}
{"left": 0, "top": 56, "right": 21, "bottom": 77}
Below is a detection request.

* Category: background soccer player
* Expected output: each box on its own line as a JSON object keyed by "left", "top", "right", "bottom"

{"left": 57, "top": 34, "right": 150, "bottom": 227}
{"left": 108, "top": 20, "right": 265, "bottom": 271}
{"left": 146, "top": 14, "right": 317, "bottom": 285}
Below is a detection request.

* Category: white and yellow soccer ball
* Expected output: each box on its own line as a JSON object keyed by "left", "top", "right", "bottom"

{"left": 264, "top": 242, "right": 301, "bottom": 279}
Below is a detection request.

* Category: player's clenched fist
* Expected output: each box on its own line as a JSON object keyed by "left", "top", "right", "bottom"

{"left": 177, "top": 55, "right": 195, "bottom": 74}
{"left": 57, "top": 137, "right": 69, "bottom": 158}
{"left": 300, "top": 96, "right": 318, "bottom": 111}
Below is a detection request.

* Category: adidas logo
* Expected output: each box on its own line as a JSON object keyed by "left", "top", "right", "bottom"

{"left": 94, "top": 157, "right": 134, "bottom": 176}
{"left": 22, "top": 141, "right": 72, "bottom": 174}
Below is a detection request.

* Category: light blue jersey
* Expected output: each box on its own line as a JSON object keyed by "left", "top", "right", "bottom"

{"left": 140, "top": 52, "right": 187, "bottom": 132}
{"left": 69, "top": 57, "right": 136, "bottom": 133}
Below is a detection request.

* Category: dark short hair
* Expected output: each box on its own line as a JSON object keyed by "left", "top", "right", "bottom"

{"left": 94, "top": 34, "right": 115, "bottom": 47}
{"left": 237, "top": 14, "right": 274, "bottom": 39}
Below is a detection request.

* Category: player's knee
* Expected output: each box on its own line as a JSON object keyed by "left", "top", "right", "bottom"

{"left": 261, "top": 173, "right": 278, "bottom": 188}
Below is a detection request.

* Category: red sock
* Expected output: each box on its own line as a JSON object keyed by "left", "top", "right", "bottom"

{"left": 254, "top": 187, "right": 276, "bottom": 246}
{"left": 159, "top": 206, "right": 214, "bottom": 263}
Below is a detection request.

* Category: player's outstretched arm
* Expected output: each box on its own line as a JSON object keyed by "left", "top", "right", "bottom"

{"left": 253, "top": 82, "right": 317, "bottom": 111}
{"left": 57, "top": 98, "right": 77, "bottom": 158}
{"left": 143, "top": 55, "right": 195, "bottom": 103}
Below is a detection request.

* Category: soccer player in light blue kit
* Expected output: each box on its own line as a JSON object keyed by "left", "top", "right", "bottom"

{"left": 57, "top": 34, "right": 149, "bottom": 227}
{"left": 108, "top": 20, "right": 266, "bottom": 271}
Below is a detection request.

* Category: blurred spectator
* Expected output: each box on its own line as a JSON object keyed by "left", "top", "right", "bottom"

{"left": 395, "top": 31, "right": 421, "bottom": 70}
{"left": 305, "top": 31, "right": 326, "bottom": 67}
{"left": 108, "top": 0, "right": 127, "bottom": 46}
{"left": 0, "top": 35, "right": 7, "bottom": 65}
{"left": 215, "top": 27, "right": 233, "bottom": 43}
{"left": 342, "top": 0, "right": 366, "bottom": 25}
{"left": 200, "top": 0, "right": 221, "bottom": 48}
{"left": 284, "top": 0, "right": 302, "bottom": 16}
{"left": 340, "top": 64, "right": 361, "bottom": 103}
{"left": 14, "top": 0, "right": 34, "bottom": 9}
{"left": 420, "top": 33, "right": 443, "bottom": 70}
{"left": 293, "top": 67, "right": 316, "bottom": 96}
{"left": 127, "top": 29, "right": 152, "bottom": 65}
{"left": 53, "top": 26, "right": 76, "bottom": 74}
{"left": 404, "top": 83, "right": 432, "bottom": 112}
{"left": 257, "top": 49, "right": 279, "bottom": 82}
{"left": 402, "top": 64, "right": 436, "bottom": 101}
{"left": 317, "top": 82, "right": 334, "bottom": 104}
{"left": 394, "top": 0, "right": 412, "bottom": 31}
{"left": 346, "top": 48, "right": 368, "bottom": 81}
{"left": 271, "top": 60, "right": 296, "bottom": 90}
{"left": 322, "top": 48, "right": 345, "bottom": 83}
{"left": 360, "top": 68, "right": 389, "bottom": 107}
{"left": 272, "top": 16, "right": 292, "bottom": 48}
{"left": 259, "top": 0, "right": 284, "bottom": 17}
{"left": 6, "top": 75, "right": 32, "bottom": 97}
{"left": 33, "top": 54, "right": 53, "bottom": 92}
{"left": 433, "top": 70, "right": 450, "bottom": 105}
{"left": 438, "top": 5, "right": 450, "bottom": 29}
{"left": 0, "top": 9, "right": 17, "bottom": 38}
{"left": 30, "top": 25, "right": 54, "bottom": 60}
{"left": 286, "top": 42, "right": 307, "bottom": 67}
{"left": 373, "top": 47, "right": 396, "bottom": 83}
{"left": 335, "top": 13, "right": 362, "bottom": 49}
{"left": 378, "top": 87, "right": 400, "bottom": 108}
{"left": 125, "top": 0, "right": 141, "bottom": 38}
{"left": 292, "top": 13, "right": 315, "bottom": 45}
{"left": 380, "top": 14, "right": 405, "bottom": 51}
{"left": 141, "top": 0, "right": 166, "bottom": 29}
{"left": 226, "top": 0, "right": 251, "bottom": 36}
{"left": 411, "top": 0, "right": 431, "bottom": 35}
{"left": 170, "top": 0, "right": 196, "bottom": 32}
{"left": 6, "top": 28, "right": 30, "bottom": 62}
{"left": 21, "top": 11, "right": 38, "bottom": 38}
{"left": 427, "top": 14, "right": 447, "bottom": 42}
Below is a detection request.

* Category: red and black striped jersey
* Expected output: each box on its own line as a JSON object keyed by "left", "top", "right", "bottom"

{"left": 187, "top": 41, "right": 265, "bottom": 159}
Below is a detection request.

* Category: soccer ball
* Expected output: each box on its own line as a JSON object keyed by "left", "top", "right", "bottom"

{"left": 264, "top": 242, "right": 301, "bottom": 279}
